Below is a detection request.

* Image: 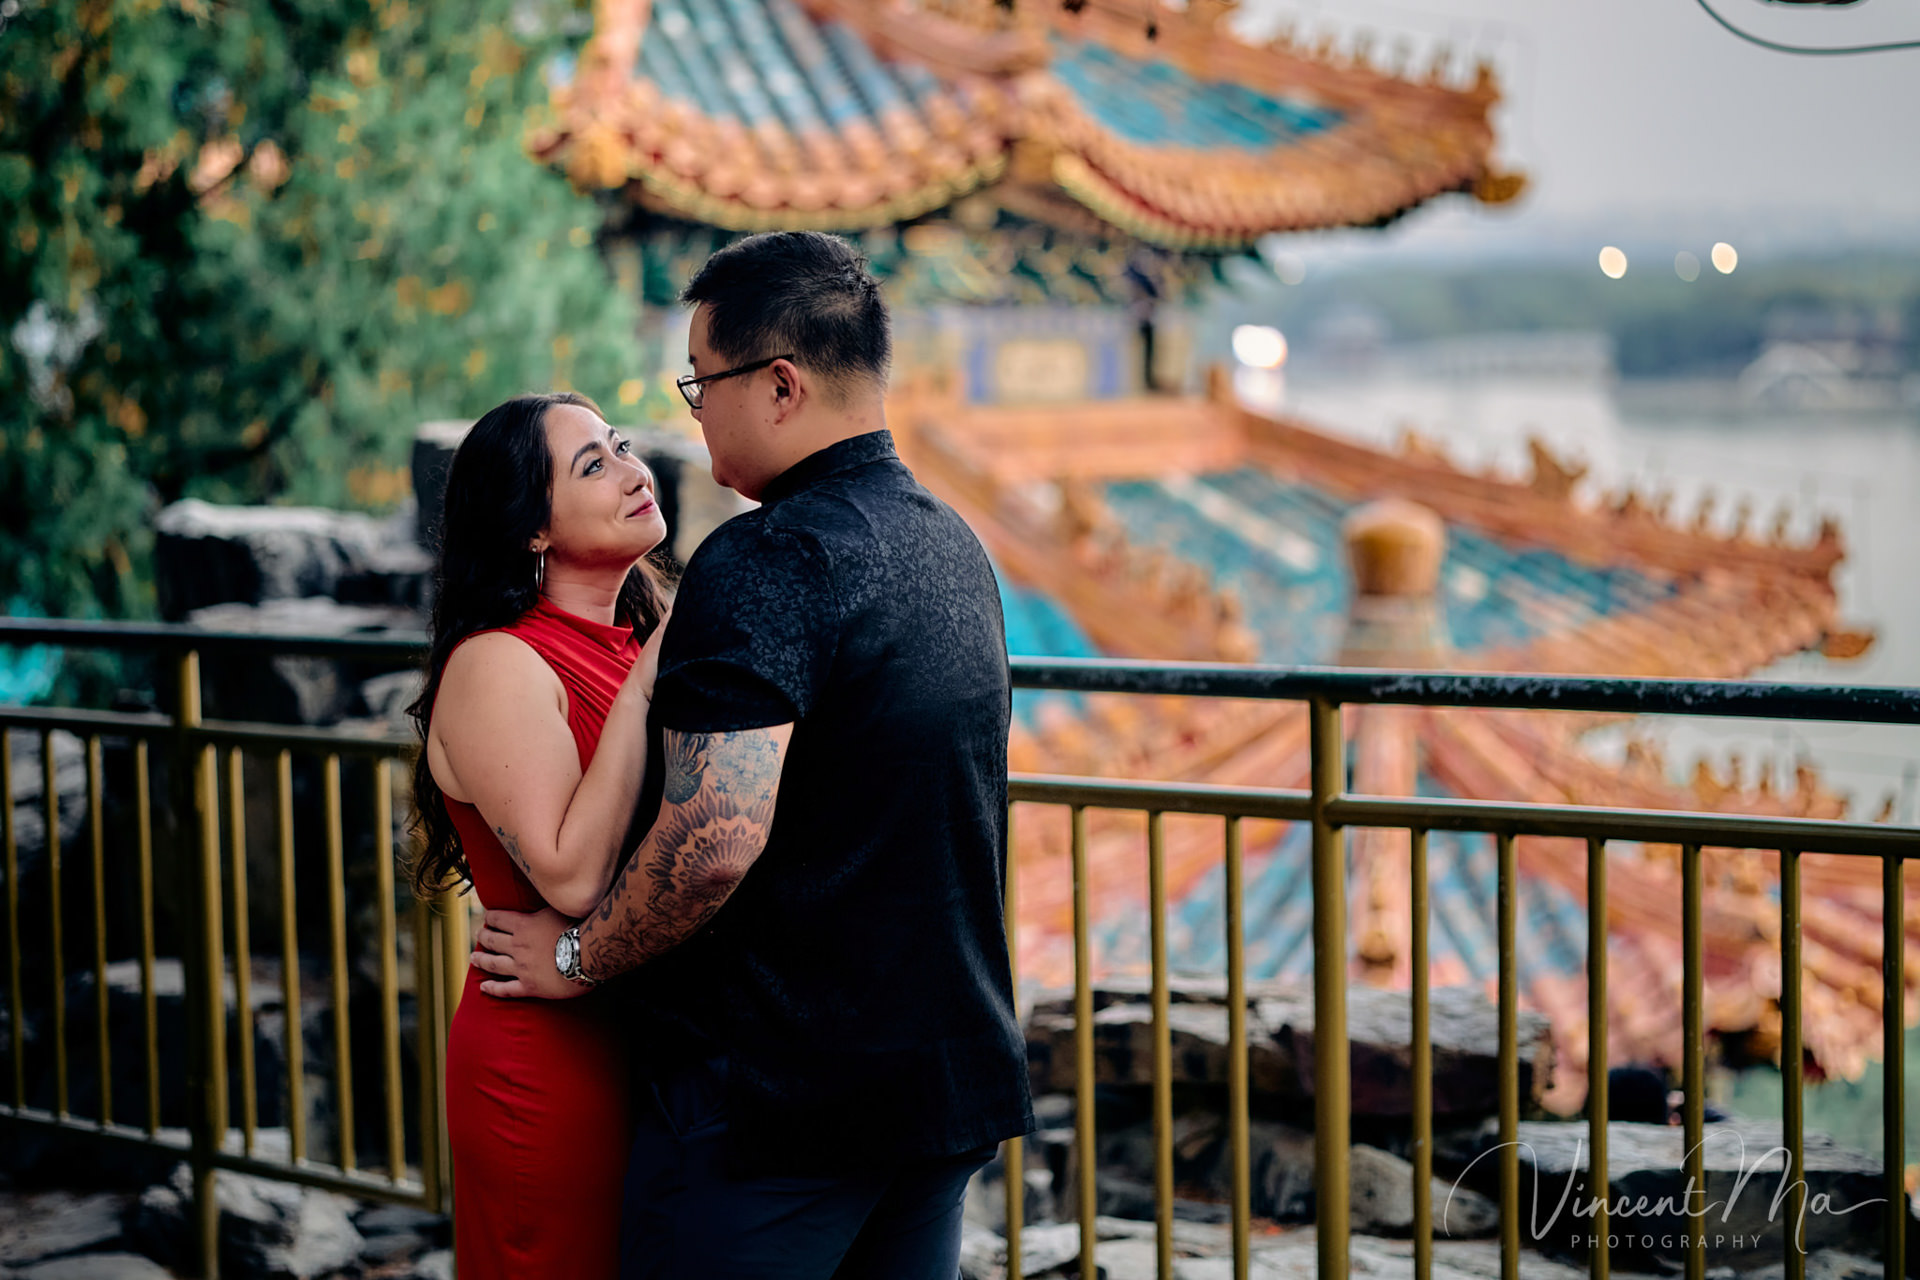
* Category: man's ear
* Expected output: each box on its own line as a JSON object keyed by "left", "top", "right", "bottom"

{"left": 770, "top": 358, "right": 802, "bottom": 418}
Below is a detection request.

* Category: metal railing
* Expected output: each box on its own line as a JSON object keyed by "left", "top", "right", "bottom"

{"left": 0, "top": 618, "right": 465, "bottom": 1280}
{"left": 1005, "top": 659, "right": 1920, "bottom": 1280}
{"left": 1, "top": 620, "right": 1918, "bottom": 1280}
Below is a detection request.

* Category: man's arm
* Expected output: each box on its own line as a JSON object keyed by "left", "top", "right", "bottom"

{"left": 581, "top": 723, "right": 789, "bottom": 977}
{"left": 469, "top": 723, "right": 791, "bottom": 998}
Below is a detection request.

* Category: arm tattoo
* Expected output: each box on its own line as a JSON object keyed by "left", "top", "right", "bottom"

{"left": 493, "top": 825, "right": 534, "bottom": 879}
{"left": 581, "top": 728, "right": 787, "bottom": 977}
{"left": 663, "top": 731, "right": 706, "bottom": 805}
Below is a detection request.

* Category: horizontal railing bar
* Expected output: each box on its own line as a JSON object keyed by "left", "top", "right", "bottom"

{"left": 0, "top": 709, "right": 408, "bottom": 756}
{"left": 1330, "top": 796, "right": 1920, "bottom": 856}
{"left": 0, "top": 1108, "right": 192, "bottom": 1154}
{"left": 192, "top": 720, "right": 415, "bottom": 755}
{"left": 1010, "top": 774, "right": 1313, "bottom": 820}
{"left": 1011, "top": 775, "right": 1920, "bottom": 856}
{"left": 4, "top": 620, "right": 1918, "bottom": 725}
{"left": 211, "top": 1150, "right": 430, "bottom": 1208}
{"left": 1008, "top": 658, "right": 1920, "bottom": 725}
{"left": 0, "top": 617, "right": 426, "bottom": 662}
{"left": 0, "top": 707, "right": 170, "bottom": 734}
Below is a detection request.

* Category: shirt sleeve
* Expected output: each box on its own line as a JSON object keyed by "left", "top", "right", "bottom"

{"left": 650, "top": 521, "right": 839, "bottom": 733}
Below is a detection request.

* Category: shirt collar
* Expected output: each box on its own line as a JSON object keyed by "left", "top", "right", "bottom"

{"left": 757, "top": 430, "right": 898, "bottom": 506}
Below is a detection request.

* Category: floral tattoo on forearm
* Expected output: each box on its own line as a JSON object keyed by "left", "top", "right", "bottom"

{"left": 579, "top": 728, "right": 785, "bottom": 979}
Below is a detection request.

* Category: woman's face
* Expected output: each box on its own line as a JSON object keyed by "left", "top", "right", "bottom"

{"left": 537, "top": 403, "right": 666, "bottom": 570}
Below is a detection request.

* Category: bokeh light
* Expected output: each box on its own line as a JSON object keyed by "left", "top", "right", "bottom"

{"left": 1674, "top": 251, "right": 1700, "bottom": 282}
{"left": 1712, "top": 242, "right": 1738, "bottom": 274}
{"left": 1598, "top": 246, "right": 1628, "bottom": 279}
{"left": 1231, "top": 324, "right": 1289, "bottom": 369}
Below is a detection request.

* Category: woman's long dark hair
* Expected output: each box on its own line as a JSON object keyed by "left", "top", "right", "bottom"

{"left": 407, "top": 392, "right": 672, "bottom": 896}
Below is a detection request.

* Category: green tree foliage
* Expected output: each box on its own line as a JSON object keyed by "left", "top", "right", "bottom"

{"left": 0, "top": 0, "right": 639, "bottom": 619}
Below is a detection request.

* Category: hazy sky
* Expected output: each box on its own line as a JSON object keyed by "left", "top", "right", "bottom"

{"left": 1233, "top": 0, "right": 1920, "bottom": 251}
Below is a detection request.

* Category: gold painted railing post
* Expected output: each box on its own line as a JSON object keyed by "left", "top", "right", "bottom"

{"left": 1411, "top": 828, "right": 1432, "bottom": 1280}
{"left": 323, "top": 754, "right": 355, "bottom": 1173}
{"left": 1070, "top": 805, "right": 1096, "bottom": 1280}
{"left": 1681, "top": 845, "right": 1704, "bottom": 1280}
{"left": 2, "top": 729, "right": 22, "bottom": 1113}
{"left": 1147, "top": 811, "right": 1174, "bottom": 1280}
{"left": 1004, "top": 802, "right": 1023, "bottom": 1278}
{"left": 412, "top": 895, "right": 441, "bottom": 1212}
{"left": 178, "top": 648, "right": 223, "bottom": 1280}
{"left": 227, "top": 750, "right": 256, "bottom": 1156}
{"left": 1225, "top": 816, "right": 1250, "bottom": 1280}
{"left": 1884, "top": 851, "right": 1906, "bottom": 1279}
{"left": 88, "top": 737, "right": 110, "bottom": 1127}
{"left": 1588, "top": 838, "right": 1609, "bottom": 1280}
{"left": 373, "top": 759, "right": 406, "bottom": 1184}
{"left": 1497, "top": 832, "right": 1519, "bottom": 1280}
{"left": 1309, "top": 697, "right": 1350, "bottom": 1280}
{"left": 45, "top": 732, "right": 66, "bottom": 1120}
{"left": 1781, "top": 848, "right": 1804, "bottom": 1280}
{"left": 2, "top": 730, "right": 20, "bottom": 1110}
{"left": 274, "top": 752, "right": 306, "bottom": 1163}
{"left": 433, "top": 882, "right": 465, "bottom": 1214}
{"left": 137, "top": 740, "right": 160, "bottom": 1136}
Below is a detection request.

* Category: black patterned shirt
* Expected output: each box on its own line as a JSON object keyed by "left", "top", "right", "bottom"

{"left": 646, "top": 430, "right": 1034, "bottom": 1173}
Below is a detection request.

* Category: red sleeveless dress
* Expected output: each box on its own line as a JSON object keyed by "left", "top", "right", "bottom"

{"left": 441, "top": 598, "right": 641, "bottom": 1280}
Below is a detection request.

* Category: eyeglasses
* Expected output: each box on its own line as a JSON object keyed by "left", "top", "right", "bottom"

{"left": 675, "top": 353, "right": 795, "bottom": 410}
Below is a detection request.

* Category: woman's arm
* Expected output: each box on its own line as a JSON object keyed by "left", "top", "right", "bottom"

{"left": 427, "top": 625, "right": 664, "bottom": 916}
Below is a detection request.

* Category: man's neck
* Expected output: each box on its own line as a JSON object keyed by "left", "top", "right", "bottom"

{"left": 754, "top": 408, "right": 887, "bottom": 497}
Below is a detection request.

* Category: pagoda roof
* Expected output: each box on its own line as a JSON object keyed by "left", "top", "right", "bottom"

{"left": 887, "top": 377, "right": 1899, "bottom": 1111}
{"left": 535, "top": 0, "right": 1518, "bottom": 249}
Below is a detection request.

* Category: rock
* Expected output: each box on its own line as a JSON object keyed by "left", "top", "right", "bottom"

{"left": 1025, "top": 980, "right": 1552, "bottom": 1119}
{"left": 1452, "top": 1116, "right": 1883, "bottom": 1272}
{"left": 0, "top": 1190, "right": 131, "bottom": 1266}
{"left": 15, "top": 1253, "right": 174, "bottom": 1280}
{"left": 184, "top": 599, "right": 419, "bottom": 724}
{"left": 965, "top": 1161, "right": 1056, "bottom": 1237}
{"left": 130, "top": 1163, "right": 362, "bottom": 1280}
{"left": 411, "top": 421, "right": 471, "bottom": 549}
{"left": 336, "top": 526, "right": 433, "bottom": 612}
{"left": 357, "top": 669, "right": 425, "bottom": 731}
{"left": 154, "top": 500, "right": 396, "bottom": 620}
{"left": 1347, "top": 1143, "right": 1497, "bottom": 1238}
{"left": 357, "top": 1229, "right": 427, "bottom": 1262}
{"left": 406, "top": 1248, "right": 454, "bottom": 1280}
{"left": 983, "top": 1217, "right": 1236, "bottom": 1279}
{"left": 4, "top": 729, "right": 86, "bottom": 875}
{"left": 959, "top": 1221, "right": 1005, "bottom": 1280}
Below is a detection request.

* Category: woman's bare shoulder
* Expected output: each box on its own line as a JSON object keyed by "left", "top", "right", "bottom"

{"left": 436, "top": 631, "right": 565, "bottom": 718}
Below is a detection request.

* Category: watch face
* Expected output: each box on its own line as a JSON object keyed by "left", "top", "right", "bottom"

{"left": 557, "top": 930, "right": 578, "bottom": 976}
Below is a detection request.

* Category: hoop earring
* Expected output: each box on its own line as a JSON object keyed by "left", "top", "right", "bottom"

{"left": 535, "top": 550, "right": 545, "bottom": 592}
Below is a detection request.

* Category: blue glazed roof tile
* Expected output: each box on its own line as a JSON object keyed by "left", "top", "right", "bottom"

{"left": 542, "top": 0, "right": 1507, "bottom": 240}
{"left": 1049, "top": 37, "right": 1342, "bottom": 152}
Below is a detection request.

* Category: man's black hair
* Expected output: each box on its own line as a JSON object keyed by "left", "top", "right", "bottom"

{"left": 681, "top": 231, "right": 891, "bottom": 398}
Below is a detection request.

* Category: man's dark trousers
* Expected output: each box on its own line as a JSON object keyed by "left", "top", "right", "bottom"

{"left": 620, "top": 1055, "right": 993, "bottom": 1279}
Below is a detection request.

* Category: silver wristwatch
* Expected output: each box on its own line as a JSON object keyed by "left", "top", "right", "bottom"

{"left": 555, "top": 925, "right": 598, "bottom": 988}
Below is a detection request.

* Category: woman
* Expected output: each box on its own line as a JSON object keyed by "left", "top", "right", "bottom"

{"left": 408, "top": 392, "right": 671, "bottom": 1280}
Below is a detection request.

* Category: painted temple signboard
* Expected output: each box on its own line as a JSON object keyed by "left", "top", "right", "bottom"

{"left": 527, "top": 0, "right": 1903, "bottom": 1113}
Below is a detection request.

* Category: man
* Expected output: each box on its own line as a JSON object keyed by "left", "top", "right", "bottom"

{"left": 470, "top": 231, "right": 1034, "bottom": 1279}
